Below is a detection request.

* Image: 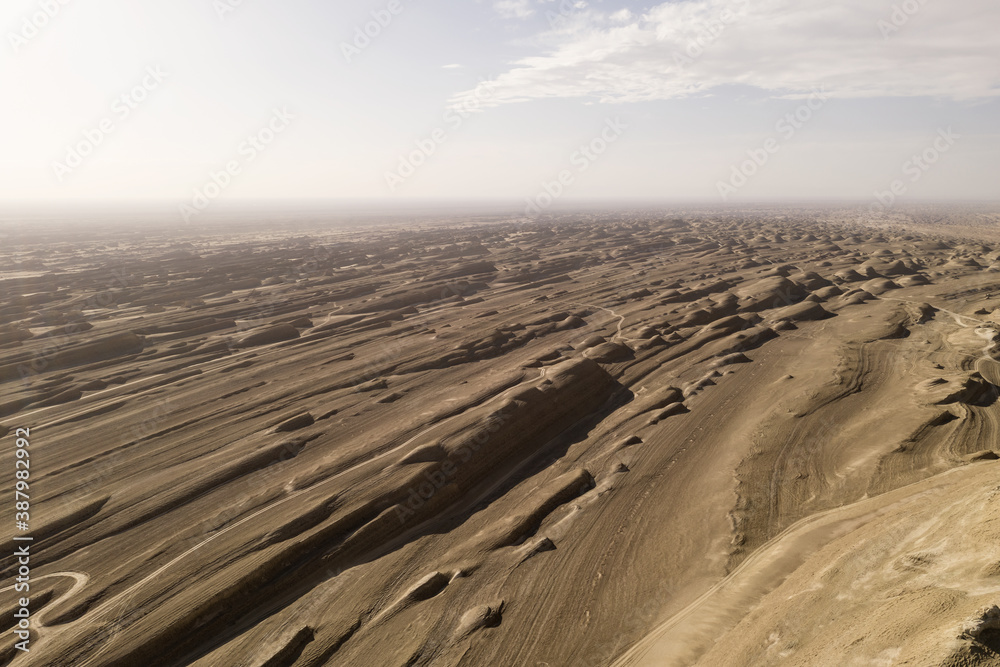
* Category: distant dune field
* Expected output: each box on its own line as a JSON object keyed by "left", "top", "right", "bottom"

{"left": 2, "top": 210, "right": 1000, "bottom": 666}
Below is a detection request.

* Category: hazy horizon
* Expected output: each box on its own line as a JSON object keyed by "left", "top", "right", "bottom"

{"left": 3, "top": 0, "right": 999, "bottom": 216}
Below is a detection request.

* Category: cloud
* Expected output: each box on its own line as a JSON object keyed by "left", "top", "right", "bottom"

{"left": 494, "top": 0, "right": 535, "bottom": 19}
{"left": 443, "top": 64, "right": 464, "bottom": 69}
{"left": 609, "top": 8, "right": 632, "bottom": 23}
{"left": 458, "top": 0, "right": 1000, "bottom": 106}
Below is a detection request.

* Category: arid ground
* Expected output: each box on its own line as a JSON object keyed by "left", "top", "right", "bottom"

{"left": 3, "top": 206, "right": 1000, "bottom": 666}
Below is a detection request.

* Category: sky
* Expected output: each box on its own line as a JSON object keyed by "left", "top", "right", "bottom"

{"left": 1, "top": 0, "right": 998, "bottom": 211}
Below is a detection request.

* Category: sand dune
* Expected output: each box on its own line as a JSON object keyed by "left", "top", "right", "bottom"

{"left": 2, "top": 209, "right": 1000, "bottom": 666}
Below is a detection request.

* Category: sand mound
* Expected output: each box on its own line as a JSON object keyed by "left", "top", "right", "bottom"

{"left": 236, "top": 323, "right": 300, "bottom": 347}
{"left": 861, "top": 278, "right": 900, "bottom": 295}
{"left": 834, "top": 269, "right": 865, "bottom": 282}
{"left": 770, "top": 301, "right": 834, "bottom": 322}
{"left": 554, "top": 315, "right": 587, "bottom": 330}
{"left": 636, "top": 386, "right": 684, "bottom": 412}
{"left": 646, "top": 402, "right": 687, "bottom": 424}
{"left": 575, "top": 334, "right": 607, "bottom": 350}
{"left": 734, "top": 276, "right": 807, "bottom": 312}
{"left": 882, "top": 260, "right": 914, "bottom": 276}
{"left": 454, "top": 602, "right": 504, "bottom": 640}
{"left": 273, "top": 412, "right": 315, "bottom": 432}
{"left": 34, "top": 388, "right": 83, "bottom": 407}
{"left": 0, "top": 331, "right": 143, "bottom": 382}
{"left": 678, "top": 309, "right": 716, "bottom": 327}
{"left": 585, "top": 341, "right": 634, "bottom": 363}
{"left": 476, "top": 467, "right": 594, "bottom": 550}
{"left": 898, "top": 274, "right": 931, "bottom": 287}
{"left": 790, "top": 272, "right": 832, "bottom": 290}
{"left": 945, "top": 256, "right": 982, "bottom": 269}
{"left": 709, "top": 352, "right": 751, "bottom": 368}
{"left": 421, "top": 261, "right": 498, "bottom": 282}
{"left": 839, "top": 289, "right": 876, "bottom": 305}
{"left": 977, "top": 358, "right": 1000, "bottom": 387}
{"left": 812, "top": 285, "right": 843, "bottom": 300}
{"left": 698, "top": 315, "right": 752, "bottom": 337}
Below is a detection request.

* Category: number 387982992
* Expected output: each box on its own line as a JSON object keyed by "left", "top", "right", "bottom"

{"left": 14, "top": 428, "right": 30, "bottom": 522}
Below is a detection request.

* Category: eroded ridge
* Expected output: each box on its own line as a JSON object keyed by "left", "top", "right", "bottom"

{"left": 2, "top": 210, "right": 1000, "bottom": 666}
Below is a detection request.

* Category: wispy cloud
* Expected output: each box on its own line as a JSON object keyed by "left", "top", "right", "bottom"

{"left": 458, "top": 0, "right": 1000, "bottom": 106}
{"left": 494, "top": 0, "right": 535, "bottom": 19}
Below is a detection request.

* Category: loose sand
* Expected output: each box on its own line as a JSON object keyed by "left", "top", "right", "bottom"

{"left": 2, "top": 209, "right": 1000, "bottom": 666}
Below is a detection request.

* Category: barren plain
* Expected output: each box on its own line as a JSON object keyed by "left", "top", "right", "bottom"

{"left": 2, "top": 208, "right": 1000, "bottom": 666}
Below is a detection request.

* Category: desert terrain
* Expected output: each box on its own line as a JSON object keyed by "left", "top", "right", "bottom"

{"left": 2, "top": 205, "right": 1000, "bottom": 666}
